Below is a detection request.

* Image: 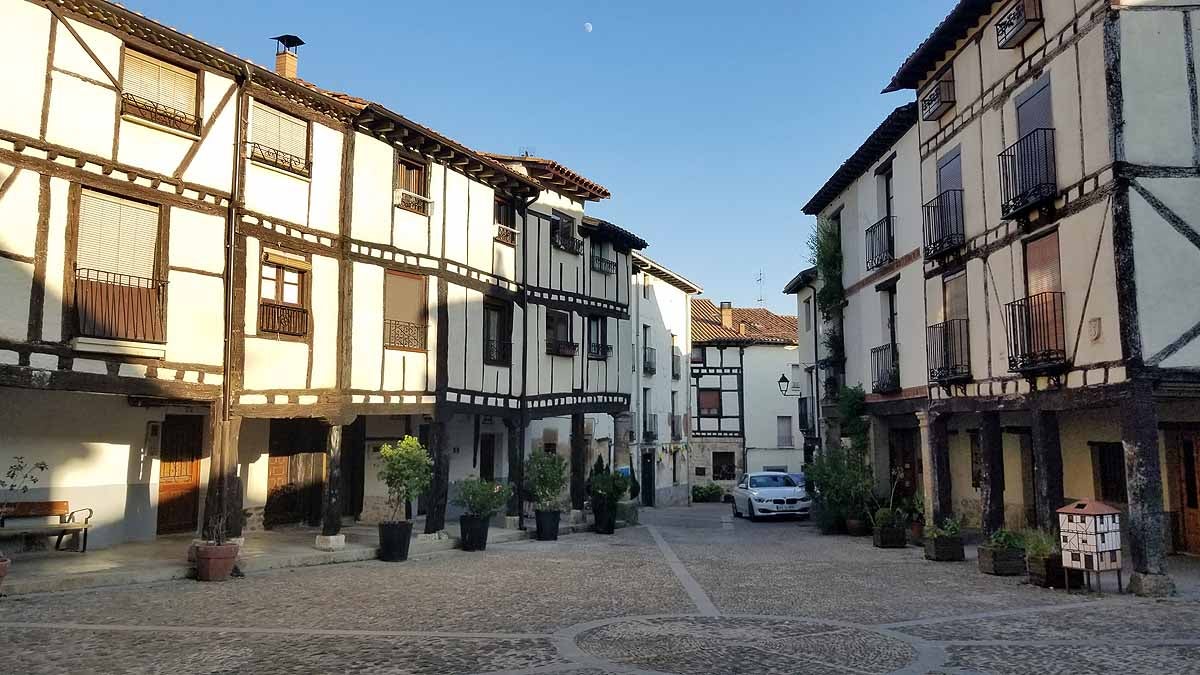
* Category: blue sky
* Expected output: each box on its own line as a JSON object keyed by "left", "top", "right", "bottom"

{"left": 127, "top": 0, "right": 955, "bottom": 313}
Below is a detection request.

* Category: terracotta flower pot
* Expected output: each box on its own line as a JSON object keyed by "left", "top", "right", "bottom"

{"left": 194, "top": 543, "right": 239, "bottom": 582}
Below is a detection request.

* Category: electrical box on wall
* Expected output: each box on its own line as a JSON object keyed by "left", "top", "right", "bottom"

{"left": 144, "top": 421, "right": 162, "bottom": 457}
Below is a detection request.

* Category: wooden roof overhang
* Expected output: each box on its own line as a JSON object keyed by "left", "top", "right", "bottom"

{"left": 527, "top": 161, "right": 610, "bottom": 203}
{"left": 632, "top": 252, "right": 702, "bottom": 294}
{"left": 580, "top": 216, "right": 648, "bottom": 252}
{"left": 883, "top": 0, "right": 994, "bottom": 93}
{"left": 356, "top": 105, "right": 541, "bottom": 200}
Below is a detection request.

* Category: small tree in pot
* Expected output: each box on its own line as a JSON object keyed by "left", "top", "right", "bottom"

{"left": 527, "top": 451, "right": 568, "bottom": 541}
{"left": 588, "top": 458, "right": 628, "bottom": 535}
{"left": 1024, "top": 528, "right": 1083, "bottom": 588}
{"left": 453, "top": 478, "right": 511, "bottom": 552}
{"left": 923, "top": 516, "right": 965, "bottom": 562}
{"left": 978, "top": 529, "right": 1026, "bottom": 576}
{"left": 871, "top": 508, "right": 907, "bottom": 548}
{"left": 376, "top": 436, "right": 432, "bottom": 562}
{"left": 0, "top": 457, "right": 49, "bottom": 592}
{"left": 195, "top": 509, "right": 240, "bottom": 582}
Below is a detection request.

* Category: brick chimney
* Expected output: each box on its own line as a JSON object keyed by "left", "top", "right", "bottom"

{"left": 275, "top": 51, "right": 297, "bottom": 79}
{"left": 738, "top": 321, "right": 747, "bottom": 336}
{"left": 719, "top": 301, "right": 733, "bottom": 329}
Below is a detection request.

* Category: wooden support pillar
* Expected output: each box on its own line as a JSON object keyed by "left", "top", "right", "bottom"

{"left": 202, "top": 404, "right": 242, "bottom": 539}
{"left": 1122, "top": 380, "right": 1175, "bottom": 596}
{"left": 979, "top": 411, "right": 1005, "bottom": 535}
{"left": 869, "top": 415, "right": 890, "bottom": 496}
{"left": 917, "top": 409, "right": 951, "bottom": 526}
{"left": 505, "top": 419, "right": 524, "bottom": 518}
{"left": 424, "top": 419, "right": 450, "bottom": 534}
{"left": 1030, "top": 408, "right": 1065, "bottom": 532}
{"left": 570, "top": 412, "right": 587, "bottom": 511}
{"left": 320, "top": 416, "right": 354, "bottom": 538}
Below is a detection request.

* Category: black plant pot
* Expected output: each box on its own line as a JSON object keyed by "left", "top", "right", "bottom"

{"left": 924, "top": 536, "right": 965, "bottom": 562}
{"left": 535, "top": 510, "right": 561, "bottom": 541}
{"left": 592, "top": 496, "right": 615, "bottom": 534}
{"left": 460, "top": 515, "right": 490, "bottom": 552}
{"left": 872, "top": 527, "right": 908, "bottom": 549}
{"left": 378, "top": 521, "right": 413, "bottom": 562}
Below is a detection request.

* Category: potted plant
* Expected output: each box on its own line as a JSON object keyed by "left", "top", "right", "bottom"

{"left": 526, "top": 450, "right": 568, "bottom": 541}
{"left": 923, "top": 516, "right": 965, "bottom": 562}
{"left": 978, "top": 529, "right": 1026, "bottom": 576}
{"left": 453, "top": 478, "right": 511, "bottom": 552}
{"left": 1024, "top": 528, "right": 1083, "bottom": 588}
{"left": 905, "top": 495, "right": 925, "bottom": 543}
{"left": 376, "top": 436, "right": 432, "bottom": 562}
{"left": 871, "top": 507, "right": 907, "bottom": 548}
{"left": 588, "top": 458, "right": 629, "bottom": 535}
{"left": 845, "top": 505, "right": 871, "bottom": 536}
{"left": 0, "top": 456, "right": 49, "bottom": 592}
{"left": 195, "top": 510, "right": 239, "bottom": 582}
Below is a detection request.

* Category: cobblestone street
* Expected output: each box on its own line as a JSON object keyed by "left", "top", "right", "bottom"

{"left": 2, "top": 504, "right": 1198, "bottom": 674}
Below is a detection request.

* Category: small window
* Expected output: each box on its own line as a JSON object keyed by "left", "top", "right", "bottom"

{"left": 550, "top": 212, "right": 580, "bottom": 254}
{"left": 259, "top": 253, "right": 309, "bottom": 337}
{"left": 698, "top": 388, "right": 721, "bottom": 417}
{"left": 695, "top": 466, "right": 707, "bottom": 477}
{"left": 803, "top": 298, "right": 812, "bottom": 332}
{"left": 397, "top": 158, "right": 427, "bottom": 197}
{"left": 249, "top": 101, "right": 309, "bottom": 176}
{"left": 483, "top": 299, "right": 513, "bottom": 366}
{"left": 121, "top": 49, "right": 199, "bottom": 134}
{"left": 587, "top": 315, "right": 609, "bottom": 359}
{"left": 77, "top": 190, "right": 160, "bottom": 279}
{"left": 1092, "top": 442, "right": 1128, "bottom": 504}
{"left": 691, "top": 346, "right": 704, "bottom": 364}
{"left": 384, "top": 272, "right": 427, "bottom": 351}
{"left": 494, "top": 198, "right": 517, "bottom": 246}
{"left": 777, "top": 416, "right": 794, "bottom": 448}
{"left": 546, "top": 310, "right": 571, "bottom": 343}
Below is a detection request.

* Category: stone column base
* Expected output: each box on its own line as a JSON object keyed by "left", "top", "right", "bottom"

{"left": 1129, "top": 572, "right": 1175, "bottom": 597}
{"left": 314, "top": 534, "right": 345, "bottom": 551}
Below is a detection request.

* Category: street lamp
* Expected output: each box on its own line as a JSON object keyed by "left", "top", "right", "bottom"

{"left": 778, "top": 373, "right": 804, "bottom": 397}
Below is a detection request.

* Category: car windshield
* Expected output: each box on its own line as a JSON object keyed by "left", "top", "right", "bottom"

{"left": 749, "top": 475, "right": 796, "bottom": 488}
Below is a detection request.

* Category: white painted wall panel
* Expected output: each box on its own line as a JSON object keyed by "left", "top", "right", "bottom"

{"left": 464, "top": 287, "right": 484, "bottom": 392}
{"left": 243, "top": 337, "right": 307, "bottom": 390}
{"left": 45, "top": 72, "right": 116, "bottom": 158}
{"left": 443, "top": 170, "right": 468, "bottom": 264}
{"left": 427, "top": 165, "right": 445, "bottom": 259}
{"left": 403, "top": 351, "right": 428, "bottom": 392}
{"left": 53, "top": 18, "right": 120, "bottom": 84}
{"left": 0, "top": 165, "right": 40, "bottom": 258}
{"left": 243, "top": 237, "right": 260, "bottom": 336}
{"left": 393, "top": 208, "right": 428, "bottom": 254}
{"left": 39, "top": 178, "right": 68, "bottom": 342}
{"left": 0, "top": 258, "right": 33, "bottom": 340}
{"left": 244, "top": 164, "right": 308, "bottom": 225}
{"left": 351, "top": 262, "right": 383, "bottom": 390}
{"left": 181, "top": 73, "right": 237, "bottom": 190}
{"left": 117, "top": 120, "right": 192, "bottom": 177}
{"left": 382, "top": 349, "right": 404, "bottom": 390}
{"left": 1132, "top": 178, "right": 1200, "bottom": 368}
{"left": 165, "top": 270, "right": 223, "bottom": 365}
{"left": 0, "top": 0, "right": 50, "bottom": 137}
{"left": 310, "top": 255, "right": 339, "bottom": 388}
{"left": 445, "top": 282, "right": 467, "bottom": 390}
{"left": 307, "top": 124, "right": 343, "bottom": 234}
{"left": 1121, "top": 11, "right": 1194, "bottom": 167}
{"left": 168, "top": 208, "right": 224, "bottom": 274}
{"left": 350, "top": 132, "right": 394, "bottom": 245}
{"left": 467, "top": 179, "right": 493, "bottom": 273}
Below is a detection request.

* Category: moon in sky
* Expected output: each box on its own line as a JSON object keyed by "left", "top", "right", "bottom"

{"left": 584, "top": 22, "right": 593, "bottom": 33}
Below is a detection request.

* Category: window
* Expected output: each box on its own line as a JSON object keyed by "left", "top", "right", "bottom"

{"left": 749, "top": 475, "right": 796, "bottom": 488}
{"left": 803, "top": 298, "right": 812, "bottom": 332}
{"left": 777, "top": 416, "right": 794, "bottom": 448}
{"left": 691, "top": 346, "right": 704, "bottom": 364}
{"left": 259, "top": 252, "right": 309, "bottom": 337}
{"left": 712, "top": 452, "right": 737, "bottom": 481}
{"left": 943, "top": 271, "right": 968, "bottom": 322}
{"left": 384, "top": 272, "right": 427, "bottom": 351}
{"left": 1025, "top": 232, "right": 1062, "bottom": 296}
{"left": 1092, "top": 443, "right": 1128, "bottom": 504}
{"left": 249, "top": 101, "right": 309, "bottom": 176}
{"left": 395, "top": 157, "right": 430, "bottom": 215}
{"left": 74, "top": 190, "right": 166, "bottom": 343}
{"left": 546, "top": 309, "right": 574, "bottom": 356}
{"left": 483, "top": 299, "right": 512, "bottom": 365}
{"left": 551, "top": 211, "right": 581, "bottom": 254}
{"left": 494, "top": 198, "right": 517, "bottom": 246}
{"left": 587, "top": 315, "right": 609, "bottom": 359}
{"left": 698, "top": 389, "right": 721, "bottom": 417}
{"left": 121, "top": 49, "right": 199, "bottom": 134}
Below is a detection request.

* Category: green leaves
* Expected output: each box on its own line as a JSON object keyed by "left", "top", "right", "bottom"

{"left": 453, "top": 478, "right": 512, "bottom": 518}
{"left": 526, "top": 451, "right": 569, "bottom": 511}
{"left": 377, "top": 436, "right": 432, "bottom": 522}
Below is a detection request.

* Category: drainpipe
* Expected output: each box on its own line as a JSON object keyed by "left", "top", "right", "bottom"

{"left": 517, "top": 192, "right": 537, "bottom": 531}
{"left": 221, "top": 65, "right": 250, "bottom": 426}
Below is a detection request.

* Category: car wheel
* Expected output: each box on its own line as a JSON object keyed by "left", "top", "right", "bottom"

{"left": 731, "top": 498, "right": 741, "bottom": 518}
{"left": 747, "top": 501, "right": 758, "bottom": 522}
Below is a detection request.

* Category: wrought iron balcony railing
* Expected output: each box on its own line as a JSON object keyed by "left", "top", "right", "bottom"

{"left": 870, "top": 343, "right": 900, "bottom": 394}
{"left": 643, "top": 346, "right": 657, "bottom": 375}
{"left": 74, "top": 268, "right": 168, "bottom": 343}
{"left": 643, "top": 413, "right": 659, "bottom": 442}
{"left": 923, "top": 189, "right": 965, "bottom": 259}
{"left": 546, "top": 338, "right": 578, "bottom": 357}
{"left": 927, "top": 319, "right": 971, "bottom": 383}
{"left": 997, "top": 0, "right": 1044, "bottom": 50}
{"left": 259, "top": 301, "right": 308, "bottom": 337}
{"left": 121, "top": 92, "right": 199, "bottom": 135}
{"left": 394, "top": 188, "right": 433, "bottom": 216}
{"left": 551, "top": 230, "right": 583, "bottom": 255}
{"left": 384, "top": 319, "right": 426, "bottom": 351}
{"left": 494, "top": 224, "right": 518, "bottom": 246}
{"left": 999, "top": 128, "right": 1056, "bottom": 220}
{"left": 590, "top": 254, "right": 617, "bottom": 275}
{"left": 921, "top": 78, "right": 955, "bottom": 121}
{"left": 249, "top": 142, "right": 310, "bottom": 177}
{"left": 865, "top": 216, "right": 896, "bottom": 271}
{"left": 1006, "top": 291, "right": 1067, "bottom": 373}
{"left": 587, "top": 342, "right": 612, "bottom": 360}
{"left": 484, "top": 339, "right": 513, "bottom": 366}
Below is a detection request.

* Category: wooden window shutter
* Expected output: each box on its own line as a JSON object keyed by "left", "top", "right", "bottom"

{"left": 123, "top": 51, "right": 198, "bottom": 116}
{"left": 251, "top": 102, "right": 307, "bottom": 159}
{"left": 77, "top": 190, "right": 159, "bottom": 278}
{"left": 384, "top": 272, "right": 425, "bottom": 325}
{"left": 1025, "top": 232, "right": 1062, "bottom": 295}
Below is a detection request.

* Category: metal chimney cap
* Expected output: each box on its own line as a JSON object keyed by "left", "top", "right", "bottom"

{"left": 271, "top": 34, "right": 305, "bottom": 51}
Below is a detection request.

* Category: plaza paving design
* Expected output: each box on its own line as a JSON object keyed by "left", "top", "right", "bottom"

{"left": 2, "top": 504, "right": 1198, "bottom": 674}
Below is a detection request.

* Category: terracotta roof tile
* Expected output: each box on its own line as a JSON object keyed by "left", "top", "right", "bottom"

{"left": 482, "top": 153, "right": 611, "bottom": 201}
{"left": 692, "top": 298, "right": 797, "bottom": 346}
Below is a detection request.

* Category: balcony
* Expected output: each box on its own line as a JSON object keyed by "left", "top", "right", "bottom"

{"left": 587, "top": 342, "right": 612, "bottom": 360}
{"left": 921, "top": 78, "right": 955, "bottom": 122}
{"left": 927, "top": 319, "right": 971, "bottom": 383}
{"left": 643, "top": 346, "right": 657, "bottom": 375}
{"left": 999, "top": 128, "right": 1056, "bottom": 221}
{"left": 394, "top": 188, "right": 433, "bottom": 217}
{"left": 923, "top": 189, "right": 965, "bottom": 259}
{"left": 484, "top": 339, "right": 512, "bottom": 366}
{"left": 121, "top": 92, "right": 199, "bottom": 136}
{"left": 249, "top": 142, "right": 310, "bottom": 178}
{"left": 870, "top": 344, "right": 900, "bottom": 394}
{"left": 590, "top": 254, "right": 617, "bottom": 275}
{"left": 996, "top": 0, "right": 1043, "bottom": 50}
{"left": 672, "top": 350, "right": 682, "bottom": 379}
{"left": 74, "top": 268, "right": 167, "bottom": 343}
{"left": 643, "top": 413, "right": 659, "bottom": 443}
{"left": 1006, "top": 291, "right": 1067, "bottom": 373}
{"left": 546, "top": 338, "right": 578, "bottom": 358}
{"left": 494, "top": 224, "right": 517, "bottom": 247}
{"left": 670, "top": 414, "right": 684, "bottom": 441}
{"left": 865, "top": 216, "right": 895, "bottom": 271}
{"left": 259, "top": 301, "right": 308, "bottom": 337}
{"left": 551, "top": 230, "right": 583, "bottom": 255}
{"left": 384, "top": 319, "right": 426, "bottom": 351}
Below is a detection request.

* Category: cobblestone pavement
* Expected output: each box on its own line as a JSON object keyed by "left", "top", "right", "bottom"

{"left": 2, "top": 504, "right": 1198, "bottom": 673}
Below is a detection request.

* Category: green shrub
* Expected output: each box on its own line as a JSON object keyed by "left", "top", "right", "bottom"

{"left": 873, "top": 508, "right": 899, "bottom": 529}
{"left": 927, "top": 515, "right": 962, "bottom": 540}
{"left": 588, "top": 457, "right": 629, "bottom": 501}
{"left": 453, "top": 478, "right": 511, "bottom": 518}
{"left": 526, "top": 451, "right": 568, "bottom": 511}
{"left": 376, "top": 436, "right": 432, "bottom": 522}
{"left": 988, "top": 529, "right": 1024, "bottom": 551}
{"left": 1022, "top": 528, "right": 1058, "bottom": 558}
{"left": 691, "top": 483, "right": 724, "bottom": 503}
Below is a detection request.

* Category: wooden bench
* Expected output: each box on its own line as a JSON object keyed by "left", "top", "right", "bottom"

{"left": 0, "top": 501, "right": 92, "bottom": 553}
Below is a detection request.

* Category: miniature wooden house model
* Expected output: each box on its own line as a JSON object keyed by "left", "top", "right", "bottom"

{"left": 1058, "top": 499, "right": 1122, "bottom": 572}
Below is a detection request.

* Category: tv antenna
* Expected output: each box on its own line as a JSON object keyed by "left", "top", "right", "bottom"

{"left": 756, "top": 269, "right": 765, "bottom": 306}
{"left": 519, "top": 146, "right": 537, "bottom": 158}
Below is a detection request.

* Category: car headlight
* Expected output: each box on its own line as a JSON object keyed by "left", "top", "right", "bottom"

{"left": 754, "top": 497, "right": 768, "bottom": 503}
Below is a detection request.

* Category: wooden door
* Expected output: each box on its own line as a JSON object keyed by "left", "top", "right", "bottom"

{"left": 889, "top": 429, "right": 919, "bottom": 498}
{"left": 479, "top": 434, "right": 496, "bottom": 482}
{"left": 1181, "top": 435, "right": 1200, "bottom": 554}
{"left": 157, "top": 415, "right": 202, "bottom": 535}
{"left": 265, "top": 419, "right": 326, "bottom": 528}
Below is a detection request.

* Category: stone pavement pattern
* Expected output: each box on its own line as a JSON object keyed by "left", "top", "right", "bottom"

{"left": 2, "top": 504, "right": 1199, "bottom": 674}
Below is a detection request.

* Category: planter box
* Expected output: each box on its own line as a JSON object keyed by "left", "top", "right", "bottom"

{"left": 845, "top": 519, "right": 870, "bottom": 537}
{"left": 873, "top": 527, "right": 907, "bottom": 548}
{"left": 1027, "top": 553, "right": 1085, "bottom": 589}
{"left": 978, "top": 544, "right": 1026, "bottom": 576}
{"left": 924, "top": 536, "right": 965, "bottom": 562}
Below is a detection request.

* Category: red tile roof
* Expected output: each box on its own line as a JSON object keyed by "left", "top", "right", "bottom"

{"left": 482, "top": 153, "right": 612, "bottom": 202}
{"left": 692, "top": 299, "right": 797, "bottom": 346}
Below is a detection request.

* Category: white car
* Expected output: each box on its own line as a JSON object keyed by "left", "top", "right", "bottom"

{"left": 731, "top": 472, "right": 811, "bottom": 521}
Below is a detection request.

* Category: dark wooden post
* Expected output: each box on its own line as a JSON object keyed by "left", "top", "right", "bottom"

{"left": 979, "top": 411, "right": 1005, "bottom": 535}
{"left": 202, "top": 403, "right": 242, "bottom": 539}
{"left": 505, "top": 418, "right": 524, "bottom": 517}
{"left": 570, "top": 412, "right": 587, "bottom": 511}
{"left": 321, "top": 416, "right": 354, "bottom": 537}
{"left": 424, "top": 419, "right": 450, "bottom": 534}
{"left": 1030, "top": 408, "right": 1065, "bottom": 532}
{"left": 1121, "top": 380, "right": 1175, "bottom": 596}
{"left": 918, "top": 409, "right": 952, "bottom": 525}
